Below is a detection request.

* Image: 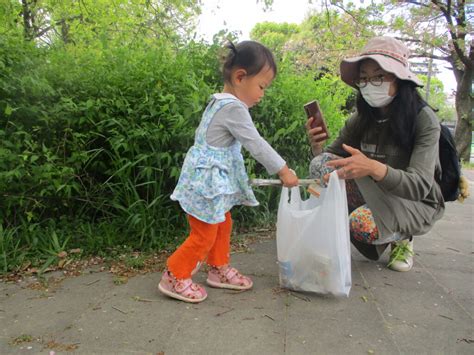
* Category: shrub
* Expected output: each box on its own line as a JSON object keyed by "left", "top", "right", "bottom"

{"left": 0, "top": 37, "right": 352, "bottom": 272}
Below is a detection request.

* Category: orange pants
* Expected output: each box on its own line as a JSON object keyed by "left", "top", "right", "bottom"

{"left": 167, "top": 212, "right": 232, "bottom": 279}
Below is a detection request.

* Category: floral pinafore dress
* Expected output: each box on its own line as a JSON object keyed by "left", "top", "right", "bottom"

{"left": 170, "top": 96, "right": 259, "bottom": 224}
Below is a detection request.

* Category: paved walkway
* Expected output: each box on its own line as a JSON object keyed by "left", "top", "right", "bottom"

{"left": 1, "top": 174, "right": 473, "bottom": 354}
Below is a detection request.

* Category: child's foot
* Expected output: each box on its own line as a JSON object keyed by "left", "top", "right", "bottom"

{"left": 158, "top": 270, "right": 207, "bottom": 303}
{"left": 206, "top": 265, "right": 253, "bottom": 290}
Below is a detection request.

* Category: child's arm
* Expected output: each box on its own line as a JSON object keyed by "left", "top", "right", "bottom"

{"left": 208, "top": 103, "right": 289, "bottom": 175}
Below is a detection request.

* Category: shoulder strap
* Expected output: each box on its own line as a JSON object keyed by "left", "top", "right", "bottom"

{"left": 195, "top": 98, "right": 238, "bottom": 146}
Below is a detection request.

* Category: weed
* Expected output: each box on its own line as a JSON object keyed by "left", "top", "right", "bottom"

{"left": 11, "top": 334, "right": 33, "bottom": 345}
{"left": 113, "top": 276, "right": 129, "bottom": 285}
{"left": 124, "top": 254, "right": 147, "bottom": 269}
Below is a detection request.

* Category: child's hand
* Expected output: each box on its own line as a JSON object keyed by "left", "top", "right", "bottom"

{"left": 278, "top": 165, "right": 299, "bottom": 187}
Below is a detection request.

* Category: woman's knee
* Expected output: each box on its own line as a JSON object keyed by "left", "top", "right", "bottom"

{"left": 349, "top": 205, "right": 379, "bottom": 243}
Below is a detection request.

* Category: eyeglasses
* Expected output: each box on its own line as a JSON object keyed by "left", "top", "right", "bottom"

{"left": 354, "top": 74, "right": 394, "bottom": 88}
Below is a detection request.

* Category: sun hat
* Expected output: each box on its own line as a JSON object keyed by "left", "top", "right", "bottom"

{"left": 340, "top": 36, "right": 423, "bottom": 88}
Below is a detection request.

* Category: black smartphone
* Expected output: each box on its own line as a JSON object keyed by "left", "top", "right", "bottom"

{"left": 304, "top": 100, "right": 329, "bottom": 142}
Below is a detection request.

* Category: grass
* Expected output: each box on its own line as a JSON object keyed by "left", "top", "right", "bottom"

{"left": 0, "top": 217, "right": 182, "bottom": 277}
{"left": 0, "top": 218, "right": 276, "bottom": 284}
{"left": 0, "top": 194, "right": 277, "bottom": 277}
{"left": 124, "top": 254, "right": 147, "bottom": 269}
{"left": 462, "top": 161, "right": 474, "bottom": 169}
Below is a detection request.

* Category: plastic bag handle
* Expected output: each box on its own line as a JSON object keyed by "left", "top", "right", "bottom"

{"left": 280, "top": 186, "right": 303, "bottom": 206}
{"left": 327, "top": 170, "right": 339, "bottom": 189}
{"left": 280, "top": 186, "right": 289, "bottom": 205}
{"left": 289, "top": 186, "right": 302, "bottom": 204}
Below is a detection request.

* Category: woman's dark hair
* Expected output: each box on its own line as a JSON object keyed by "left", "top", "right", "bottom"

{"left": 222, "top": 41, "right": 277, "bottom": 84}
{"left": 354, "top": 79, "right": 426, "bottom": 151}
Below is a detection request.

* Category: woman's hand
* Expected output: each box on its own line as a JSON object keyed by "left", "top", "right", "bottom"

{"left": 278, "top": 165, "right": 299, "bottom": 187}
{"left": 305, "top": 117, "right": 328, "bottom": 156}
{"left": 325, "top": 144, "right": 388, "bottom": 181}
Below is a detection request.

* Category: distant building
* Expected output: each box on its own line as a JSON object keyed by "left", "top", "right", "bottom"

{"left": 410, "top": 60, "right": 440, "bottom": 76}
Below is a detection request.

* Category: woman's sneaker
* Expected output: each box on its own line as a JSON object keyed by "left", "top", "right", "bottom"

{"left": 158, "top": 270, "right": 207, "bottom": 303}
{"left": 388, "top": 240, "right": 414, "bottom": 272}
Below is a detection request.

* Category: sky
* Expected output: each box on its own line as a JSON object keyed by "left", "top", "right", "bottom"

{"left": 195, "top": 0, "right": 456, "bottom": 95}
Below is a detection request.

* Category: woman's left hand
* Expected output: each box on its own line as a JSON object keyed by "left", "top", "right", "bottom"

{"left": 325, "top": 144, "right": 388, "bottom": 181}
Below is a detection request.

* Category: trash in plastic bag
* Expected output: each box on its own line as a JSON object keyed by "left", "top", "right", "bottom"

{"left": 276, "top": 171, "right": 351, "bottom": 296}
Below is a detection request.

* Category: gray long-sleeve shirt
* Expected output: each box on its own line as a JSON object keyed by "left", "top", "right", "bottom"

{"left": 206, "top": 94, "right": 286, "bottom": 175}
{"left": 326, "top": 106, "right": 443, "bottom": 205}
{"left": 323, "top": 105, "right": 445, "bottom": 238}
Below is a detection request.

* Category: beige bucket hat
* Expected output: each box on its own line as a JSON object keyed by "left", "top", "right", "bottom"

{"left": 340, "top": 36, "right": 423, "bottom": 88}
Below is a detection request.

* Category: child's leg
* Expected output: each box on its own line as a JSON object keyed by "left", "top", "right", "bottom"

{"left": 206, "top": 211, "right": 232, "bottom": 267}
{"left": 167, "top": 214, "right": 219, "bottom": 279}
{"left": 206, "top": 211, "right": 253, "bottom": 290}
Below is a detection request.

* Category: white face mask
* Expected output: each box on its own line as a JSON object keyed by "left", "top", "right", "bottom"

{"left": 360, "top": 81, "right": 395, "bottom": 108}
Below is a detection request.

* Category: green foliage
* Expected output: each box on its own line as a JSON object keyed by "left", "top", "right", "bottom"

{"left": 0, "top": 35, "right": 224, "bottom": 270}
{"left": 0, "top": 225, "right": 24, "bottom": 273}
{"left": 252, "top": 60, "right": 351, "bottom": 169}
{"left": 417, "top": 75, "right": 456, "bottom": 122}
{"left": 0, "top": 1, "right": 21, "bottom": 35}
{"left": 251, "top": 10, "right": 374, "bottom": 74}
{"left": 8, "top": 0, "right": 201, "bottom": 44}
{"left": 250, "top": 22, "right": 299, "bottom": 56}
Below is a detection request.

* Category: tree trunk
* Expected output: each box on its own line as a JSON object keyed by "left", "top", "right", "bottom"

{"left": 21, "top": 0, "right": 34, "bottom": 40}
{"left": 453, "top": 65, "right": 472, "bottom": 163}
{"left": 60, "top": 19, "right": 70, "bottom": 44}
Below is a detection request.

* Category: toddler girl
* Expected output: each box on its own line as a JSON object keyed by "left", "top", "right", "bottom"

{"left": 158, "top": 40, "right": 298, "bottom": 303}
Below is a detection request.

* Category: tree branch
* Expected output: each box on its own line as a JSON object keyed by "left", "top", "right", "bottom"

{"left": 453, "top": 0, "right": 466, "bottom": 28}
{"left": 468, "top": 38, "right": 473, "bottom": 70}
{"left": 33, "top": 15, "right": 83, "bottom": 39}
{"left": 324, "top": 1, "right": 338, "bottom": 38}
{"left": 431, "top": 0, "right": 469, "bottom": 66}
{"left": 399, "top": 0, "right": 430, "bottom": 8}
{"left": 329, "top": 0, "right": 362, "bottom": 25}
{"left": 394, "top": 36, "right": 422, "bottom": 44}
{"left": 410, "top": 53, "right": 450, "bottom": 61}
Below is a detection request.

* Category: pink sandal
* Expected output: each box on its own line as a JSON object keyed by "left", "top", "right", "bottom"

{"left": 158, "top": 270, "right": 207, "bottom": 303}
{"left": 206, "top": 265, "right": 253, "bottom": 290}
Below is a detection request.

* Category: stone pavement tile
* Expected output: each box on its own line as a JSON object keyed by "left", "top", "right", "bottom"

{"left": 0, "top": 241, "right": 288, "bottom": 354}
{"left": 66, "top": 272, "right": 287, "bottom": 354}
{"left": 415, "top": 235, "right": 473, "bottom": 312}
{"left": 351, "top": 243, "right": 473, "bottom": 354}
{"left": 0, "top": 271, "right": 122, "bottom": 353}
{"left": 283, "top": 288, "right": 398, "bottom": 354}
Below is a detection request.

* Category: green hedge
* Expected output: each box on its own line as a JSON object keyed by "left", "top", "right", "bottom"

{"left": 0, "top": 37, "right": 352, "bottom": 272}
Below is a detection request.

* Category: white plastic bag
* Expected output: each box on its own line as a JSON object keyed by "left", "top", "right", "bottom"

{"left": 276, "top": 171, "right": 351, "bottom": 296}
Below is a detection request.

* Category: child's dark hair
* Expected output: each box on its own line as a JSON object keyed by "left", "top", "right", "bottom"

{"left": 222, "top": 41, "right": 277, "bottom": 84}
